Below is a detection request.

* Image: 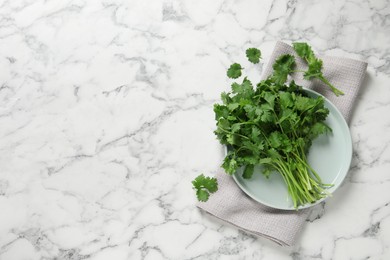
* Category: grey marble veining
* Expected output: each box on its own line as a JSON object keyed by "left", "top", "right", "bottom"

{"left": 0, "top": 0, "right": 389, "bottom": 259}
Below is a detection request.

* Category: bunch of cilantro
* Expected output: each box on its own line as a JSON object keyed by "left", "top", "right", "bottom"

{"left": 193, "top": 43, "right": 341, "bottom": 208}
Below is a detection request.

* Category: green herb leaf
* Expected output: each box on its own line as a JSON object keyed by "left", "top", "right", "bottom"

{"left": 279, "top": 92, "right": 294, "bottom": 108}
{"left": 192, "top": 174, "right": 218, "bottom": 202}
{"left": 195, "top": 43, "right": 339, "bottom": 208}
{"left": 242, "top": 164, "right": 254, "bottom": 179}
{"left": 246, "top": 48, "right": 261, "bottom": 64}
{"left": 271, "top": 54, "right": 296, "bottom": 85}
{"left": 227, "top": 63, "right": 242, "bottom": 79}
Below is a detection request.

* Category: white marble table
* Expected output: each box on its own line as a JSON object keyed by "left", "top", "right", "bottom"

{"left": 0, "top": 0, "right": 389, "bottom": 259}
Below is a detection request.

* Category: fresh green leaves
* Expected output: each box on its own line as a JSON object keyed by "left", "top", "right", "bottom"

{"left": 214, "top": 51, "right": 333, "bottom": 207}
{"left": 293, "top": 42, "right": 323, "bottom": 79}
{"left": 227, "top": 48, "right": 261, "bottom": 80}
{"left": 192, "top": 174, "right": 218, "bottom": 202}
{"left": 227, "top": 63, "right": 242, "bottom": 79}
{"left": 246, "top": 48, "right": 261, "bottom": 64}
{"left": 214, "top": 78, "right": 332, "bottom": 207}
{"left": 194, "top": 42, "right": 339, "bottom": 207}
{"left": 293, "top": 42, "right": 344, "bottom": 96}
{"left": 292, "top": 42, "right": 313, "bottom": 59}
{"left": 270, "top": 54, "right": 296, "bottom": 85}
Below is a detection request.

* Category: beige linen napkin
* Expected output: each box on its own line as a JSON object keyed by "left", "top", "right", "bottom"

{"left": 197, "top": 41, "right": 367, "bottom": 246}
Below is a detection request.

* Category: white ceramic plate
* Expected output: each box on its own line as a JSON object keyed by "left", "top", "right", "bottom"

{"left": 230, "top": 88, "right": 352, "bottom": 210}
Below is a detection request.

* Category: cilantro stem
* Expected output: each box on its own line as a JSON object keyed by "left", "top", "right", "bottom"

{"left": 234, "top": 146, "right": 251, "bottom": 154}
{"left": 293, "top": 149, "right": 324, "bottom": 184}
{"left": 318, "top": 75, "right": 344, "bottom": 96}
{"left": 218, "top": 127, "right": 251, "bottom": 140}
{"left": 275, "top": 160, "right": 307, "bottom": 197}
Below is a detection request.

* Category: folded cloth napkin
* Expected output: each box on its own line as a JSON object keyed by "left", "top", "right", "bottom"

{"left": 197, "top": 41, "right": 368, "bottom": 246}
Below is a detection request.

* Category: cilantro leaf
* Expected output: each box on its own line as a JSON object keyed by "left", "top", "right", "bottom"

{"left": 227, "top": 63, "right": 242, "bottom": 79}
{"left": 292, "top": 42, "right": 313, "bottom": 60}
{"left": 227, "top": 103, "right": 239, "bottom": 111}
{"left": 269, "top": 131, "right": 282, "bottom": 148}
{"left": 196, "top": 189, "right": 209, "bottom": 202}
{"left": 295, "top": 95, "right": 310, "bottom": 111}
{"left": 192, "top": 174, "right": 218, "bottom": 202}
{"left": 309, "top": 122, "right": 332, "bottom": 139}
{"left": 220, "top": 92, "right": 231, "bottom": 104}
{"left": 246, "top": 48, "right": 261, "bottom": 64}
{"left": 303, "top": 58, "right": 323, "bottom": 80}
{"left": 214, "top": 104, "right": 230, "bottom": 119}
{"left": 231, "top": 122, "right": 241, "bottom": 131}
{"left": 222, "top": 154, "right": 238, "bottom": 175}
{"left": 270, "top": 54, "right": 295, "bottom": 85}
{"left": 279, "top": 92, "right": 294, "bottom": 108}
{"left": 242, "top": 164, "right": 254, "bottom": 179}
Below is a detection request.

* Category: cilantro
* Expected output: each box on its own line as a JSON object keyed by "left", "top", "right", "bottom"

{"left": 227, "top": 63, "right": 242, "bottom": 79}
{"left": 270, "top": 54, "right": 296, "bottom": 85}
{"left": 192, "top": 174, "right": 218, "bottom": 202}
{"left": 293, "top": 42, "right": 344, "bottom": 96}
{"left": 193, "top": 42, "right": 339, "bottom": 208}
{"left": 246, "top": 48, "right": 261, "bottom": 64}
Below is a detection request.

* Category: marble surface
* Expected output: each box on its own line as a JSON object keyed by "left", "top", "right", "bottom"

{"left": 0, "top": 0, "right": 389, "bottom": 259}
